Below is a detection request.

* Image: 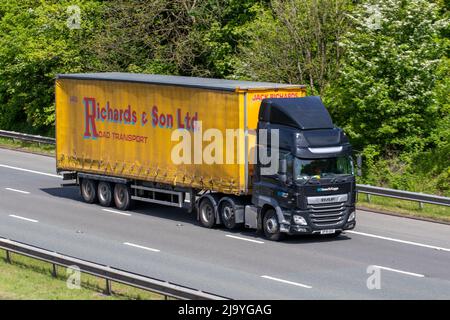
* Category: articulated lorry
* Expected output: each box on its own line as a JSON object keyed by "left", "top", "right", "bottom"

{"left": 55, "top": 73, "right": 356, "bottom": 240}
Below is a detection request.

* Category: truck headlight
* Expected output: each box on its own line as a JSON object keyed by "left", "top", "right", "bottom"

{"left": 348, "top": 211, "right": 356, "bottom": 222}
{"left": 293, "top": 215, "right": 307, "bottom": 225}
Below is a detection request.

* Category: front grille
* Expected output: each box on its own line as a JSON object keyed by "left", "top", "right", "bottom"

{"left": 309, "top": 202, "right": 345, "bottom": 227}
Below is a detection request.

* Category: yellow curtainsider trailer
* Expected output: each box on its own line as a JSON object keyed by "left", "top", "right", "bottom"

{"left": 55, "top": 73, "right": 306, "bottom": 195}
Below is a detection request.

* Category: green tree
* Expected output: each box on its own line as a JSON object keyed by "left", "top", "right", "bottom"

{"left": 326, "top": 0, "right": 446, "bottom": 156}
{"left": 0, "top": 0, "right": 103, "bottom": 135}
{"left": 89, "top": 0, "right": 263, "bottom": 77}
{"left": 233, "top": 0, "right": 353, "bottom": 94}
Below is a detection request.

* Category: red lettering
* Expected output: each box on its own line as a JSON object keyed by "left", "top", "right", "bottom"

{"left": 83, "top": 97, "right": 99, "bottom": 138}
{"left": 152, "top": 106, "right": 159, "bottom": 126}
{"left": 166, "top": 114, "right": 173, "bottom": 128}
{"left": 177, "top": 108, "right": 185, "bottom": 129}
{"left": 185, "top": 112, "right": 191, "bottom": 130}
{"left": 159, "top": 113, "right": 166, "bottom": 127}
{"left": 190, "top": 112, "right": 198, "bottom": 130}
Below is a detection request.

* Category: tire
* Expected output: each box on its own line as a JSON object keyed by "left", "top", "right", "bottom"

{"left": 199, "top": 198, "right": 215, "bottom": 228}
{"left": 80, "top": 178, "right": 97, "bottom": 204}
{"left": 263, "top": 209, "right": 285, "bottom": 241}
{"left": 113, "top": 183, "right": 133, "bottom": 210}
{"left": 219, "top": 199, "right": 242, "bottom": 230}
{"left": 97, "top": 181, "right": 113, "bottom": 207}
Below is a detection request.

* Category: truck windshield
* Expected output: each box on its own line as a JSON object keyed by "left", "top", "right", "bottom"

{"left": 293, "top": 156, "right": 353, "bottom": 182}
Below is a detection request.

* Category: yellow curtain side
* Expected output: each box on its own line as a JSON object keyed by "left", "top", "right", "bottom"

{"left": 56, "top": 79, "right": 244, "bottom": 194}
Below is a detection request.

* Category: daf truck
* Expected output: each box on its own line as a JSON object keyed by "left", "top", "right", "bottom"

{"left": 55, "top": 73, "right": 356, "bottom": 241}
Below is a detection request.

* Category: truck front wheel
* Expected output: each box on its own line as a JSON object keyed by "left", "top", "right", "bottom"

{"left": 80, "top": 178, "right": 97, "bottom": 204}
{"left": 263, "top": 209, "right": 284, "bottom": 241}
{"left": 98, "top": 181, "right": 113, "bottom": 207}
{"left": 114, "top": 183, "right": 133, "bottom": 210}
{"left": 199, "top": 198, "right": 215, "bottom": 228}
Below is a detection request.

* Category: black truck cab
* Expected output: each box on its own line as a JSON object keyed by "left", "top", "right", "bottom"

{"left": 251, "top": 96, "right": 356, "bottom": 240}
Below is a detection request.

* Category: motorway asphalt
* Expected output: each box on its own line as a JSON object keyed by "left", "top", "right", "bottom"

{"left": 0, "top": 148, "right": 449, "bottom": 299}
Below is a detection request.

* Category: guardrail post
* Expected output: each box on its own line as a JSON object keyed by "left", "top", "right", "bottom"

{"left": 419, "top": 202, "right": 424, "bottom": 210}
{"left": 5, "top": 250, "right": 11, "bottom": 263}
{"left": 52, "top": 264, "right": 57, "bottom": 278}
{"left": 366, "top": 194, "right": 371, "bottom": 203}
{"left": 105, "top": 279, "right": 112, "bottom": 295}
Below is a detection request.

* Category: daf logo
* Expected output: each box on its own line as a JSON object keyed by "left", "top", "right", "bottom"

{"left": 317, "top": 187, "right": 339, "bottom": 192}
{"left": 320, "top": 197, "right": 335, "bottom": 203}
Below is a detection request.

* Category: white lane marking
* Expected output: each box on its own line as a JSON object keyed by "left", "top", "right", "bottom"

{"left": 0, "top": 164, "right": 61, "bottom": 178}
{"left": 101, "top": 209, "right": 132, "bottom": 216}
{"left": 346, "top": 230, "right": 450, "bottom": 252}
{"left": 9, "top": 214, "right": 38, "bottom": 223}
{"left": 372, "top": 265, "right": 425, "bottom": 278}
{"left": 5, "top": 187, "right": 30, "bottom": 194}
{"left": 261, "top": 275, "right": 312, "bottom": 289}
{"left": 123, "top": 242, "right": 160, "bottom": 252}
{"left": 226, "top": 234, "right": 264, "bottom": 244}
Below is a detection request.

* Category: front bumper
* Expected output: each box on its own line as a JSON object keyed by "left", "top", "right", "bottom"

{"left": 283, "top": 220, "right": 356, "bottom": 235}
{"left": 280, "top": 207, "right": 356, "bottom": 235}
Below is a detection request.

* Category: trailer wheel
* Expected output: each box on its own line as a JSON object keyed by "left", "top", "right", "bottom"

{"left": 263, "top": 209, "right": 284, "bottom": 241}
{"left": 114, "top": 183, "right": 133, "bottom": 210}
{"left": 219, "top": 199, "right": 242, "bottom": 230}
{"left": 199, "top": 198, "right": 215, "bottom": 228}
{"left": 98, "top": 181, "right": 113, "bottom": 207}
{"left": 80, "top": 178, "right": 97, "bottom": 204}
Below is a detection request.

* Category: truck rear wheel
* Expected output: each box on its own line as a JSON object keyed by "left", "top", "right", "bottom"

{"left": 80, "top": 178, "right": 97, "bottom": 204}
{"left": 199, "top": 198, "right": 215, "bottom": 228}
{"left": 114, "top": 183, "right": 133, "bottom": 210}
{"left": 263, "top": 209, "right": 284, "bottom": 241}
{"left": 98, "top": 181, "right": 113, "bottom": 207}
{"left": 219, "top": 199, "right": 242, "bottom": 230}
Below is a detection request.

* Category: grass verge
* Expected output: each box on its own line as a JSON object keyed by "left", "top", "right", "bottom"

{"left": 357, "top": 194, "right": 450, "bottom": 223}
{"left": 0, "top": 137, "right": 55, "bottom": 156}
{"left": 0, "top": 249, "right": 165, "bottom": 300}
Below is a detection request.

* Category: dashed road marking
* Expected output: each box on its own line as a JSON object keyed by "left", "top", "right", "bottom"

{"left": 346, "top": 230, "right": 450, "bottom": 252}
{"left": 102, "top": 209, "right": 132, "bottom": 216}
{"left": 123, "top": 242, "right": 160, "bottom": 252}
{"left": 226, "top": 235, "right": 264, "bottom": 244}
{"left": 5, "top": 187, "right": 30, "bottom": 194}
{"left": 9, "top": 214, "right": 38, "bottom": 223}
{"left": 261, "top": 275, "right": 312, "bottom": 289}
{"left": 0, "top": 164, "right": 61, "bottom": 178}
{"left": 372, "top": 265, "right": 425, "bottom": 278}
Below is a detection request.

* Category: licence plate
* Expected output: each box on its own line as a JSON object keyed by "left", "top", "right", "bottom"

{"left": 320, "top": 229, "right": 335, "bottom": 235}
